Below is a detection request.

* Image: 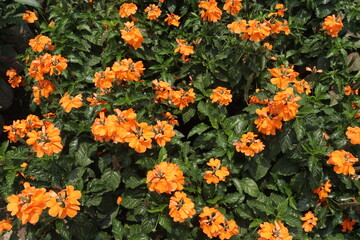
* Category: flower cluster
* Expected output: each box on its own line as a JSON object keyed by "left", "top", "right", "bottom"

{"left": 344, "top": 85, "right": 358, "bottom": 95}
{"left": 6, "top": 183, "right": 81, "bottom": 225}
{"left": 346, "top": 126, "right": 360, "bottom": 145}
{"left": 254, "top": 87, "right": 301, "bottom": 135}
{"left": 6, "top": 69, "right": 23, "bottom": 88}
{"left": 199, "top": 0, "right": 222, "bottom": 22}
{"left": 29, "top": 53, "right": 67, "bottom": 104}
{"left": 91, "top": 109, "right": 175, "bottom": 153}
{"left": 174, "top": 38, "right": 195, "bottom": 62}
{"left": 233, "top": 132, "right": 265, "bottom": 156}
{"left": 228, "top": 19, "right": 290, "bottom": 42}
{"left": 258, "top": 220, "right": 292, "bottom": 240}
{"left": 119, "top": 3, "right": 137, "bottom": 18}
{"left": 0, "top": 219, "right": 12, "bottom": 235}
{"left": 199, "top": 207, "right": 239, "bottom": 239}
{"left": 29, "top": 35, "right": 54, "bottom": 52}
{"left": 210, "top": 87, "right": 233, "bottom": 106}
{"left": 146, "top": 162, "right": 185, "bottom": 194}
{"left": 169, "top": 191, "right": 196, "bottom": 222}
{"left": 93, "top": 58, "right": 145, "bottom": 90}
{"left": 341, "top": 216, "right": 357, "bottom": 232}
{"left": 59, "top": 92, "right": 83, "bottom": 113}
{"left": 203, "top": 158, "right": 230, "bottom": 184}
{"left": 301, "top": 211, "right": 318, "bottom": 232}
{"left": 223, "top": 0, "right": 242, "bottom": 16}
{"left": 313, "top": 180, "right": 332, "bottom": 202}
{"left": 145, "top": 4, "right": 162, "bottom": 20}
{"left": 22, "top": 10, "right": 37, "bottom": 23}
{"left": 121, "top": 21, "right": 144, "bottom": 49}
{"left": 165, "top": 13, "right": 181, "bottom": 27}
{"left": 322, "top": 15, "right": 343, "bottom": 37}
{"left": 327, "top": 150, "right": 358, "bottom": 175}
{"left": 152, "top": 80, "right": 196, "bottom": 110}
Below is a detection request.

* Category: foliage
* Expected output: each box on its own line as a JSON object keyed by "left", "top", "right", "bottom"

{"left": 1, "top": 0, "right": 360, "bottom": 239}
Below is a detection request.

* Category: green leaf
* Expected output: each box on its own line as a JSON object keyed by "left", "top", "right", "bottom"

{"left": 101, "top": 170, "right": 121, "bottom": 191}
{"left": 15, "top": 0, "right": 41, "bottom": 7}
{"left": 55, "top": 220, "right": 71, "bottom": 240}
{"left": 294, "top": 118, "right": 306, "bottom": 141}
{"left": 239, "top": 178, "right": 260, "bottom": 197}
{"left": 188, "top": 123, "right": 210, "bottom": 138}
{"left": 159, "top": 214, "right": 172, "bottom": 233}
{"left": 121, "top": 196, "right": 143, "bottom": 209}
{"left": 182, "top": 107, "right": 195, "bottom": 123}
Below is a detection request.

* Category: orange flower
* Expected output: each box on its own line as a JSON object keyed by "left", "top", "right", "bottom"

{"left": 26, "top": 122, "right": 63, "bottom": 157}
{"left": 121, "top": 21, "right": 144, "bottom": 49}
{"left": 91, "top": 112, "right": 110, "bottom": 142}
{"left": 327, "top": 150, "right": 358, "bottom": 175}
{"left": 249, "top": 96, "right": 269, "bottom": 105}
{"left": 0, "top": 219, "right": 12, "bottom": 234}
{"left": 313, "top": 180, "right": 331, "bottom": 202}
{"left": 105, "top": 108, "right": 137, "bottom": 143}
{"left": 29, "top": 35, "right": 54, "bottom": 52}
{"left": 112, "top": 58, "right": 145, "bottom": 82}
{"left": 170, "top": 88, "right": 195, "bottom": 110}
{"left": 59, "top": 92, "right": 83, "bottom": 113}
{"left": 204, "top": 158, "right": 230, "bottom": 184}
{"left": 145, "top": 4, "right": 162, "bottom": 20}
{"left": 223, "top": 0, "right": 242, "bottom": 16}
{"left": 116, "top": 197, "right": 123, "bottom": 205}
{"left": 164, "top": 13, "right": 181, "bottom": 27}
{"left": 341, "top": 216, "right": 356, "bottom": 232}
{"left": 301, "top": 211, "right": 318, "bottom": 232}
{"left": 254, "top": 107, "right": 283, "bottom": 135}
{"left": 146, "top": 162, "right": 185, "bottom": 194}
{"left": 293, "top": 79, "right": 311, "bottom": 95}
{"left": 199, "top": 0, "right": 222, "bottom": 22}
{"left": 271, "top": 87, "right": 301, "bottom": 121}
{"left": 46, "top": 185, "right": 81, "bottom": 219}
{"left": 346, "top": 126, "right": 360, "bottom": 144}
{"left": 322, "top": 15, "right": 343, "bottom": 37}
{"left": 6, "top": 69, "right": 23, "bottom": 88}
{"left": 86, "top": 93, "right": 106, "bottom": 106}
{"left": 242, "top": 20, "right": 271, "bottom": 42}
{"left": 7, "top": 182, "right": 47, "bottom": 224}
{"left": 227, "top": 20, "right": 247, "bottom": 34}
{"left": 258, "top": 220, "right": 292, "bottom": 240}
{"left": 43, "top": 112, "right": 57, "bottom": 118}
{"left": 153, "top": 120, "right": 176, "bottom": 147}
{"left": 344, "top": 86, "right": 353, "bottom": 95}
{"left": 93, "top": 67, "right": 115, "bottom": 90}
{"left": 210, "top": 87, "right": 232, "bottom": 106}
{"left": 199, "top": 207, "right": 225, "bottom": 238}
{"left": 119, "top": 3, "right": 138, "bottom": 18}
{"left": 263, "top": 42, "right": 273, "bottom": 50}
{"left": 174, "top": 38, "right": 194, "bottom": 62}
{"left": 268, "top": 20, "right": 291, "bottom": 35}
{"left": 233, "top": 132, "right": 265, "bottom": 156}
{"left": 268, "top": 4, "right": 287, "bottom": 17}
{"left": 124, "top": 121, "right": 155, "bottom": 153}
{"left": 218, "top": 220, "right": 239, "bottom": 240}
{"left": 169, "top": 191, "right": 196, "bottom": 222}
{"left": 162, "top": 112, "right": 178, "bottom": 125}
{"left": 153, "top": 80, "right": 172, "bottom": 103}
{"left": 22, "top": 10, "right": 38, "bottom": 23}
{"left": 268, "top": 65, "right": 299, "bottom": 89}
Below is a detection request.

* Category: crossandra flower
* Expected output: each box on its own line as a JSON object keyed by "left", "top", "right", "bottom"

{"left": 6, "top": 69, "right": 23, "bottom": 88}
{"left": 223, "top": 0, "right": 242, "bottom": 16}
{"left": 23, "top": 10, "right": 38, "bottom": 23}
{"left": 121, "top": 21, "right": 144, "bottom": 49}
{"left": 327, "top": 150, "right": 358, "bottom": 175}
{"left": 59, "top": 92, "right": 83, "bottom": 113}
{"left": 293, "top": 79, "right": 311, "bottom": 95}
{"left": 270, "top": 87, "right": 301, "bottom": 121}
{"left": 145, "top": 4, "right": 162, "bottom": 20}
{"left": 322, "top": 15, "right": 343, "bottom": 37}
{"left": 169, "top": 191, "right": 196, "bottom": 222}
{"left": 119, "top": 3, "right": 137, "bottom": 18}
{"left": 254, "top": 107, "right": 282, "bottom": 135}
{"left": 46, "top": 185, "right": 82, "bottom": 219}
{"left": 111, "top": 58, "right": 145, "bottom": 82}
{"left": 174, "top": 38, "right": 194, "bottom": 62}
{"left": 268, "top": 20, "right": 290, "bottom": 35}
{"left": 268, "top": 3, "right": 287, "bottom": 17}
{"left": 153, "top": 120, "right": 176, "bottom": 147}
{"left": 170, "top": 88, "right": 195, "bottom": 110}
{"left": 153, "top": 80, "right": 172, "bottom": 103}
{"left": 26, "top": 122, "right": 63, "bottom": 157}
{"left": 301, "top": 211, "right": 318, "bottom": 232}
{"left": 313, "top": 180, "right": 331, "bottom": 202}
{"left": 91, "top": 112, "right": 110, "bottom": 142}
{"left": 233, "top": 132, "right": 265, "bottom": 157}
{"left": 105, "top": 108, "right": 137, "bottom": 143}
{"left": 199, "top": 207, "right": 225, "bottom": 238}
{"left": 268, "top": 65, "right": 299, "bottom": 89}
{"left": 346, "top": 126, "right": 360, "bottom": 145}
{"left": 86, "top": 93, "right": 106, "bottom": 106}
{"left": 32, "top": 80, "right": 56, "bottom": 105}
{"left": 124, "top": 121, "right": 155, "bottom": 153}
{"left": 258, "top": 220, "right": 292, "bottom": 240}
{"left": 29, "top": 35, "right": 54, "bottom": 52}
{"left": 162, "top": 112, "right": 178, "bottom": 125}
{"left": 210, "top": 87, "right": 232, "bottom": 106}
{"left": 227, "top": 20, "right": 247, "bottom": 34}
{"left": 7, "top": 182, "right": 47, "bottom": 224}
{"left": 263, "top": 42, "right": 273, "bottom": 50}
{"left": 241, "top": 20, "right": 271, "bottom": 42}
{"left": 146, "top": 162, "right": 185, "bottom": 194}
{"left": 93, "top": 67, "right": 115, "bottom": 90}
{"left": 249, "top": 96, "right": 269, "bottom": 105}
{"left": 218, "top": 220, "right": 239, "bottom": 240}
{"left": 341, "top": 216, "right": 356, "bottom": 232}
{"left": 199, "top": 0, "right": 222, "bottom": 22}
{"left": 164, "top": 13, "right": 181, "bottom": 27}
{"left": 204, "top": 158, "right": 230, "bottom": 184}
{"left": 0, "top": 219, "right": 12, "bottom": 234}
